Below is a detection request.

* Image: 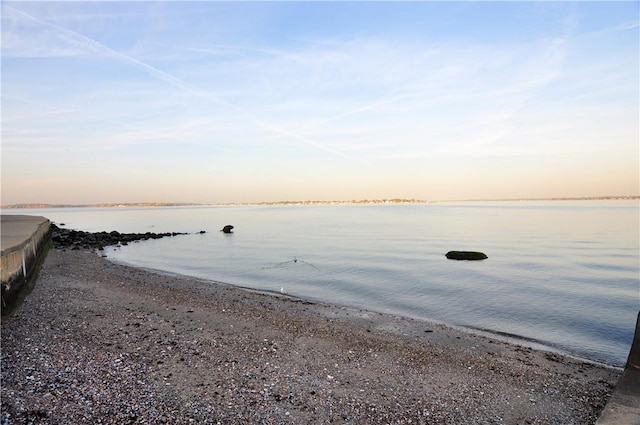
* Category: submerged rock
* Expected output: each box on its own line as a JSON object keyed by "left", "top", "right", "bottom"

{"left": 445, "top": 251, "right": 488, "bottom": 261}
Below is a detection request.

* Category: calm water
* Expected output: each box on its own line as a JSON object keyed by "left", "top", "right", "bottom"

{"left": 7, "top": 201, "right": 639, "bottom": 366}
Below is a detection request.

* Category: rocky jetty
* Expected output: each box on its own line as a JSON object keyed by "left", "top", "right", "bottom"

{"left": 51, "top": 224, "right": 189, "bottom": 250}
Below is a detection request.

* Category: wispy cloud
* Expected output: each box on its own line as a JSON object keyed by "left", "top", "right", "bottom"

{"left": 2, "top": 3, "right": 573, "bottom": 161}
{"left": 214, "top": 34, "right": 570, "bottom": 160}
{"left": 3, "top": 4, "right": 358, "bottom": 160}
{"left": 3, "top": 6, "right": 209, "bottom": 96}
{"left": 2, "top": 1, "right": 637, "bottom": 203}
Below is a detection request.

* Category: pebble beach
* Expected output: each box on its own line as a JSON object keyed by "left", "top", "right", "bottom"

{"left": 1, "top": 248, "right": 620, "bottom": 424}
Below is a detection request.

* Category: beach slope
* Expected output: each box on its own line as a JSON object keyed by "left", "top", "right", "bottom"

{"left": 1, "top": 249, "right": 619, "bottom": 424}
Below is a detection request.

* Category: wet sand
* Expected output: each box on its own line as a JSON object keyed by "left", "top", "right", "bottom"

{"left": 1, "top": 249, "right": 620, "bottom": 424}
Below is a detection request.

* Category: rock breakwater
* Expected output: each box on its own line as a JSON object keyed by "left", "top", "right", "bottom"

{"left": 51, "top": 224, "right": 192, "bottom": 250}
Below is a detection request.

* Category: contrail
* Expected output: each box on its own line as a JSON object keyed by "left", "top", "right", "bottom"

{"left": 259, "top": 87, "right": 427, "bottom": 147}
{"left": 4, "top": 6, "right": 219, "bottom": 100}
{"left": 191, "top": 42, "right": 422, "bottom": 141}
{"left": 4, "top": 5, "right": 358, "bottom": 160}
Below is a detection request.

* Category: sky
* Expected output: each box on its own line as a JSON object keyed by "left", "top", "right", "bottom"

{"left": 1, "top": 1, "right": 638, "bottom": 205}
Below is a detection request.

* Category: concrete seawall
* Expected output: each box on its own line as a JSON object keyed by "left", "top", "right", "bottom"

{"left": 596, "top": 311, "right": 640, "bottom": 425}
{"left": 1, "top": 215, "right": 51, "bottom": 314}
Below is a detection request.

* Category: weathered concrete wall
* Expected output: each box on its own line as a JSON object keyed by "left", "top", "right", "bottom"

{"left": 1, "top": 215, "right": 51, "bottom": 314}
{"left": 596, "top": 311, "right": 640, "bottom": 425}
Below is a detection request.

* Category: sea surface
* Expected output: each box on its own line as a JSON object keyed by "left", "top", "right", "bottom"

{"left": 6, "top": 201, "right": 639, "bottom": 367}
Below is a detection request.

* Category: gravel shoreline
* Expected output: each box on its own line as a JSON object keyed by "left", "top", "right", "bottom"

{"left": 1, "top": 249, "right": 620, "bottom": 424}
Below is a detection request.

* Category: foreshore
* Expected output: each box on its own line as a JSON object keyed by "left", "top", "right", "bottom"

{"left": 1, "top": 248, "right": 620, "bottom": 424}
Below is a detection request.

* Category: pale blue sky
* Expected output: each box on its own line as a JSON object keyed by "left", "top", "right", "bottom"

{"left": 2, "top": 1, "right": 638, "bottom": 204}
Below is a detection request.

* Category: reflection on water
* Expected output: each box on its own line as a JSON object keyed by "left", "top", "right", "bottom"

{"left": 8, "top": 201, "right": 639, "bottom": 366}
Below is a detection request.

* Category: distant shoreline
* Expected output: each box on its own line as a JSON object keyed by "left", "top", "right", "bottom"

{"left": 1, "top": 195, "right": 638, "bottom": 209}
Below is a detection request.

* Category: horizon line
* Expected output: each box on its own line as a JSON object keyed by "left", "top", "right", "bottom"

{"left": 2, "top": 195, "right": 639, "bottom": 209}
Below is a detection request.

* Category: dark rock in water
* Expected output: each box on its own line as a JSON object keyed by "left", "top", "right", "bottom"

{"left": 198, "top": 230, "right": 207, "bottom": 234}
{"left": 445, "top": 251, "right": 488, "bottom": 261}
{"left": 221, "top": 225, "right": 234, "bottom": 234}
